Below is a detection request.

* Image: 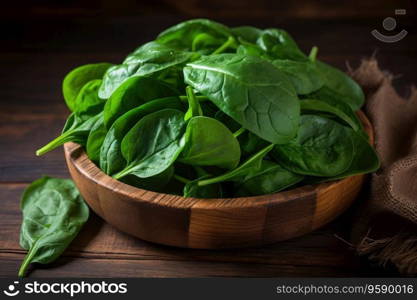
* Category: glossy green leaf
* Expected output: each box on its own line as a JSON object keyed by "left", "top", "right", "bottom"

{"left": 180, "top": 116, "right": 241, "bottom": 169}
{"left": 235, "top": 160, "right": 304, "bottom": 196}
{"left": 103, "top": 76, "right": 179, "bottom": 128}
{"left": 272, "top": 115, "right": 355, "bottom": 177}
{"left": 272, "top": 59, "right": 324, "bottom": 95}
{"left": 197, "top": 144, "right": 274, "bottom": 186}
{"left": 113, "top": 109, "right": 186, "bottom": 179}
{"left": 99, "top": 42, "right": 195, "bottom": 99}
{"left": 157, "top": 19, "right": 232, "bottom": 53}
{"left": 316, "top": 61, "right": 365, "bottom": 110}
{"left": 184, "top": 54, "right": 300, "bottom": 144}
{"left": 18, "top": 176, "right": 89, "bottom": 277}
{"left": 86, "top": 115, "right": 107, "bottom": 163}
{"left": 100, "top": 97, "right": 184, "bottom": 175}
{"left": 63, "top": 63, "right": 113, "bottom": 111}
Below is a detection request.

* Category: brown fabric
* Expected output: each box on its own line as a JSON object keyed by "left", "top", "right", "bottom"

{"left": 348, "top": 58, "right": 417, "bottom": 275}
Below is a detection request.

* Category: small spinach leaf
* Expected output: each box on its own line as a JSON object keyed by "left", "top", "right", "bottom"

{"left": 113, "top": 109, "right": 186, "bottom": 179}
{"left": 63, "top": 63, "right": 113, "bottom": 111}
{"left": 86, "top": 115, "right": 107, "bottom": 163}
{"left": 100, "top": 97, "right": 184, "bottom": 175}
{"left": 18, "top": 176, "right": 89, "bottom": 277}
{"left": 179, "top": 116, "right": 241, "bottom": 169}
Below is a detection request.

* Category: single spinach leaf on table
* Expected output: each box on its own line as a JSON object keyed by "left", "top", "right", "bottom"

{"left": 103, "top": 76, "right": 179, "bottom": 128}
{"left": 271, "top": 115, "right": 355, "bottom": 177}
{"left": 113, "top": 109, "right": 186, "bottom": 180}
{"left": 99, "top": 42, "right": 196, "bottom": 99}
{"left": 157, "top": 19, "right": 232, "bottom": 53}
{"left": 63, "top": 63, "right": 113, "bottom": 111}
{"left": 100, "top": 97, "right": 184, "bottom": 175}
{"left": 272, "top": 59, "right": 324, "bottom": 95}
{"left": 18, "top": 176, "right": 89, "bottom": 277}
{"left": 235, "top": 160, "right": 304, "bottom": 196}
{"left": 184, "top": 54, "right": 300, "bottom": 144}
{"left": 179, "top": 116, "right": 241, "bottom": 169}
{"left": 197, "top": 144, "right": 274, "bottom": 186}
{"left": 316, "top": 61, "right": 365, "bottom": 111}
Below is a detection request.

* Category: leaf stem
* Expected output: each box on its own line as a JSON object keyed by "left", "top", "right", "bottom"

{"left": 233, "top": 127, "right": 246, "bottom": 138}
{"left": 35, "top": 132, "right": 72, "bottom": 156}
{"left": 309, "top": 46, "right": 318, "bottom": 62}
{"left": 173, "top": 174, "right": 191, "bottom": 184}
{"left": 18, "top": 246, "right": 37, "bottom": 277}
{"left": 212, "top": 36, "right": 237, "bottom": 55}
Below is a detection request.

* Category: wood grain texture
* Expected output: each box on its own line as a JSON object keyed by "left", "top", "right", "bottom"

{"left": 2, "top": 184, "right": 388, "bottom": 277}
{"left": 64, "top": 112, "right": 373, "bottom": 249}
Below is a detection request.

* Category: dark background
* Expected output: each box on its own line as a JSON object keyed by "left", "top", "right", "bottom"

{"left": 0, "top": 0, "right": 416, "bottom": 277}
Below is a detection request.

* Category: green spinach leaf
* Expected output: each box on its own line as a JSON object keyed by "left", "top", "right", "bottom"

{"left": 99, "top": 42, "right": 196, "bottom": 99}
{"left": 197, "top": 144, "right": 274, "bottom": 186}
{"left": 100, "top": 97, "right": 184, "bottom": 175}
{"left": 18, "top": 176, "right": 89, "bottom": 277}
{"left": 184, "top": 54, "right": 300, "bottom": 144}
{"left": 235, "top": 160, "right": 304, "bottom": 196}
{"left": 272, "top": 59, "right": 324, "bottom": 95}
{"left": 271, "top": 115, "right": 355, "bottom": 177}
{"left": 316, "top": 61, "right": 365, "bottom": 110}
{"left": 113, "top": 109, "right": 186, "bottom": 179}
{"left": 179, "top": 116, "right": 241, "bottom": 169}
{"left": 63, "top": 63, "right": 113, "bottom": 111}
{"left": 103, "top": 76, "right": 179, "bottom": 128}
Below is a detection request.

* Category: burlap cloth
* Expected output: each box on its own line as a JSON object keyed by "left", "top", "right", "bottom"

{"left": 348, "top": 58, "right": 417, "bottom": 275}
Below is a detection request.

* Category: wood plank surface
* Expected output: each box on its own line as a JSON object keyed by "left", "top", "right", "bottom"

{"left": 0, "top": 11, "right": 415, "bottom": 277}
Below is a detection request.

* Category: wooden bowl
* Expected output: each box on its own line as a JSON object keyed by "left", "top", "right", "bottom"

{"left": 64, "top": 111, "right": 373, "bottom": 249}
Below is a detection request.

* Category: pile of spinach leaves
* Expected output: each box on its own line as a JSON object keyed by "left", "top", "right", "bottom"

{"left": 36, "top": 19, "right": 379, "bottom": 198}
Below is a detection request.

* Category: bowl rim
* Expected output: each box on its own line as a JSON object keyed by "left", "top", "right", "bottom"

{"left": 64, "top": 110, "right": 373, "bottom": 210}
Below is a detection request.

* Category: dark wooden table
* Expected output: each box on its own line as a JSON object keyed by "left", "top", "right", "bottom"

{"left": 1, "top": 15, "right": 416, "bottom": 277}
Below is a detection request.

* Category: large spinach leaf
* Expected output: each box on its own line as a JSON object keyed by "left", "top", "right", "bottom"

{"left": 63, "top": 63, "right": 113, "bottom": 111}
{"left": 113, "top": 109, "right": 186, "bottom": 179}
{"left": 184, "top": 54, "right": 300, "bottom": 144}
{"left": 179, "top": 116, "right": 241, "bottom": 169}
{"left": 271, "top": 115, "right": 355, "bottom": 177}
{"left": 18, "top": 176, "right": 89, "bottom": 277}
{"left": 100, "top": 97, "right": 184, "bottom": 175}
{"left": 99, "top": 42, "right": 196, "bottom": 99}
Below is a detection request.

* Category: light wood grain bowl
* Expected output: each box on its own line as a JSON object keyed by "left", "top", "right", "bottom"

{"left": 64, "top": 111, "right": 373, "bottom": 249}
